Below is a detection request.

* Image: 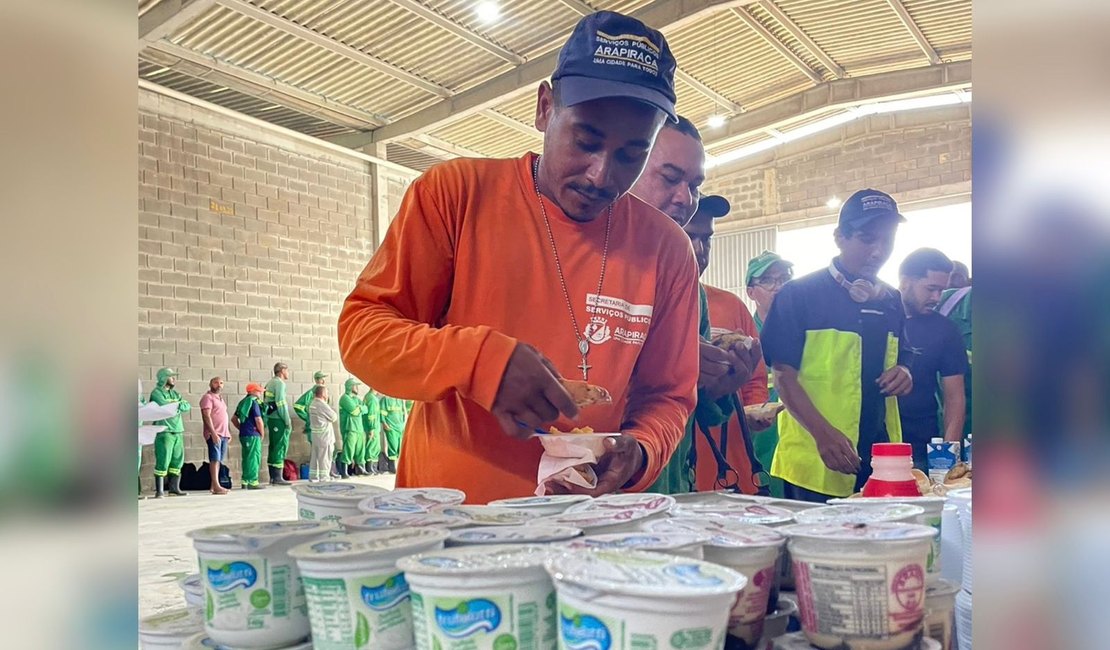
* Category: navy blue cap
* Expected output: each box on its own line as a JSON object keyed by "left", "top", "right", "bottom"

{"left": 696, "top": 195, "right": 731, "bottom": 219}
{"left": 838, "top": 188, "right": 907, "bottom": 229}
{"left": 552, "top": 11, "right": 677, "bottom": 121}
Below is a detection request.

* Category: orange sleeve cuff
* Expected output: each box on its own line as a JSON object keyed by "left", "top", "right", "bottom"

{"left": 467, "top": 330, "right": 519, "bottom": 411}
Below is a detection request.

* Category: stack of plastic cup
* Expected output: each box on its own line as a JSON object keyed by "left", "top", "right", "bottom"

{"left": 956, "top": 501, "right": 972, "bottom": 649}
{"left": 940, "top": 504, "right": 963, "bottom": 585}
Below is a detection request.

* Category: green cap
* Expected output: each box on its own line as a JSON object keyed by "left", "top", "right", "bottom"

{"left": 746, "top": 251, "right": 794, "bottom": 286}
{"left": 313, "top": 371, "right": 328, "bottom": 381}
{"left": 156, "top": 367, "right": 178, "bottom": 386}
{"left": 344, "top": 377, "right": 361, "bottom": 393}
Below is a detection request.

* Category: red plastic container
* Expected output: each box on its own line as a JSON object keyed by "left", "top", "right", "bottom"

{"left": 862, "top": 442, "right": 920, "bottom": 497}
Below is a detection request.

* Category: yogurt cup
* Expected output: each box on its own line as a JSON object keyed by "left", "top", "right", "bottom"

{"left": 398, "top": 544, "right": 556, "bottom": 650}
{"left": 180, "top": 573, "right": 205, "bottom": 609}
{"left": 828, "top": 496, "right": 948, "bottom": 582}
{"left": 545, "top": 548, "right": 747, "bottom": 650}
{"left": 722, "top": 494, "right": 822, "bottom": 513}
{"left": 561, "top": 531, "right": 708, "bottom": 559}
{"left": 672, "top": 502, "right": 796, "bottom": 527}
{"left": 447, "top": 525, "right": 582, "bottom": 546}
{"left": 187, "top": 520, "right": 339, "bottom": 648}
{"left": 758, "top": 597, "right": 799, "bottom": 650}
{"left": 649, "top": 517, "right": 786, "bottom": 645}
{"left": 341, "top": 512, "right": 469, "bottom": 532}
{"left": 795, "top": 504, "right": 925, "bottom": 526}
{"left": 925, "top": 579, "right": 959, "bottom": 650}
{"left": 670, "top": 490, "right": 738, "bottom": 506}
{"left": 357, "top": 488, "right": 467, "bottom": 514}
{"left": 288, "top": 527, "right": 450, "bottom": 650}
{"left": 782, "top": 522, "right": 937, "bottom": 650}
{"left": 431, "top": 504, "right": 537, "bottom": 527}
{"left": 487, "top": 494, "right": 592, "bottom": 517}
{"left": 180, "top": 633, "right": 313, "bottom": 649}
{"left": 772, "top": 632, "right": 940, "bottom": 650}
{"left": 292, "top": 483, "right": 390, "bottom": 522}
{"left": 565, "top": 492, "right": 676, "bottom": 516}
{"left": 534, "top": 506, "right": 658, "bottom": 535}
{"left": 140, "top": 607, "right": 205, "bottom": 650}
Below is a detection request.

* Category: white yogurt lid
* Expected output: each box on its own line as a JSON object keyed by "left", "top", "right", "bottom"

{"left": 432, "top": 505, "right": 537, "bottom": 526}
{"left": 535, "top": 507, "right": 655, "bottom": 530}
{"left": 546, "top": 548, "right": 746, "bottom": 597}
{"left": 672, "top": 502, "right": 796, "bottom": 525}
{"left": 647, "top": 517, "right": 785, "bottom": 548}
{"left": 794, "top": 503, "right": 926, "bottom": 525}
{"left": 187, "top": 520, "right": 338, "bottom": 548}
{"left": 289, "top": 527, "right": 449, "bottom": 560}
{"left": 449, "top": 525, "right": 582, "bottom": 544}
{"left": 927, "top": 577, "right": 961, "bottom": 598}
{"left": 357, "top": 488, "right": 467, "bottom": 513}
{"left": 291, "top": 482, "right": 388, "bottom": 501}
{"left": 566, "top": 492, "right": 675, "bottom": 515}
{"left": 488, "top": 494, "right": 592, "bottom": 509}
{"left": 139, "top": 607, "right": 205, "bottom": 637}
{"left": 180, "top": 632, "right": 313, "bottom": 649}
{"left": 781, "top": 521, "right": 938, "bottom": 542}
{"left": 398, "top": 543, "right": 552, "bottom": 575}
{"left": 562, "top": 531, "right": 707, "bottom": 551}
{"left": 772, "top": 632, "right": 938, "bottom": 650}
{"left": 829, "top": 495, "right": 948, "bottom": 507}
{"left": 178, "top": 573, "right": 203, "bottom": 593}
{"left": 341, "top": 512, "right": 469, "bottom": 530}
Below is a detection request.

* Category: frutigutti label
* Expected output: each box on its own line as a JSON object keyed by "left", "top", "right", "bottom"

{"left": 302, "top": 572, "right": 415, "bottom": 649}
{"left": 203, "top": 557, "right": 300, "bottom": 631}
{"left": 410, "top": 590, "right": 552, "bottom": 650}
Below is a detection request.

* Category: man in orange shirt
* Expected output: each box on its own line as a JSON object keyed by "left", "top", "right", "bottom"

{"left": 338, "top": 11, "right": 700, "bottom": 504}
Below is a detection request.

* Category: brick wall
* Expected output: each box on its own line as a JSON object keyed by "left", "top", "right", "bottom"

{"left": 702, "top": 104, "right": 972, "bottom": 231}
{"left": 138, "top": 88, "right": 411, "bottom": 489}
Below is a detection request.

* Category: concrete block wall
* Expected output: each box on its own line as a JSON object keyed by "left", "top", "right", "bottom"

{"left": 138, "top": 88, "right": 411, "bottom": 489}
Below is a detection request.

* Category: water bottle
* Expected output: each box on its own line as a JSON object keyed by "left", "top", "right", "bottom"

{"left": 927, "top": 437, "right": 960, "bottom": 483}
{"left": 862, "top": 442, "right": 920, "bottom": 497}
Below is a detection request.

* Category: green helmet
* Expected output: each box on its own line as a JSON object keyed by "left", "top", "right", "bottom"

{"left": 156, "top": 367, "right": 178, "bottom": 386}
{"left": 344, "top": 377, "right": 361, "bottom": 393}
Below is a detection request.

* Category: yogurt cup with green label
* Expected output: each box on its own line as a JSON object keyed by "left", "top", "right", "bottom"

{"left": 180, "top": 573, "right": 205, "bottom": 609}
{"left": 357, "top": 488, "right": 467, "bottom": 514}
{"left": 431, "top": 504, "right": 538, "bottom": 527}
{"left": 534, "top": 507, "right": 657, "bottom": 535}
{"left": 447, "top": 525, "right": 582, "bottom": 546}
{"left": 289, "top": 527, "right": 450, "bottom": 650}
{"left": 187, "top": 520, "right": 338, "bottom": 649}
{"left": 398, "top": 544, "right": 556, "bottom": 650}
{"left": 342, "top": 512, "right": 469, "bottom": 532}
{"left": 828, "top": 496, "right": 948, "bottom": 583}
{"left": 648, "top": 518, "right": 785, "bottom": 645}
{"left": 180, "top": 632, "right": 313, "bottom": 649}
{"left": 560, "top": 531, "right": 708, "bottom": 559}
{"left": 488, "top": 494, "right": 593, "bottom": 517}
{"left": 782, "top": 522, "right": 937, "bottom": 650}
{"left": 140, "top": 607, "right": 205, "bottom": 650}
{"left": 545, "top": 548, "right": 747, "bottom": 650}
{"left": 292, "top": 483, "right": 390, "bottom": 522}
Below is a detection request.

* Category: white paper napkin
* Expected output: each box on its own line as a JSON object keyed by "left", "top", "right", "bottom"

{"left": 535, "top": 435, "right": 609, "bottom": 496}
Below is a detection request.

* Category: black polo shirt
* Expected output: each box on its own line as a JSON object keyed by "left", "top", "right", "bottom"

{"left": 898, "top": 311, "right": 969, "bottom": 463}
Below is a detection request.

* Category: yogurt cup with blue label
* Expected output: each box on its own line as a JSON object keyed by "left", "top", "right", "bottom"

{"left": 341, "top": 512, "right": 469, "bottom": 532}
{"left": 292, "top": 483, "right": 390, "bottom": 522}
{"left": 180, "top": 632, "right": 313, "bottom": 649}
{"left": 648, "top": 518, "right": 786, "bottom": 645}
{"left": 431, "top": 504, "right": 537, "bottom": 527}
{"left": 545, "top": 548, "right": 747, "bottom": 650}
{"left": 560, "top": 531, "right": 708, "bottom": 559}
{"left": 488, "top": 494, "right": 593, "bottom": 517}
{"left": 356, "top": 488, "right": 467, "bottom": 515}
{"left": 139, "top": 607, "right": 205, "bottom": 650}
{"left": 447, "top": 525, "right": 582, "bottom": 546}
{"left": 187, "top": 520, "right": 338, "bottom": 649}
{"left": 289, "top": 527, "right": 450, "bottom": 650}
{"left": 397, "top": 544, "right": 556, "bottom": 650}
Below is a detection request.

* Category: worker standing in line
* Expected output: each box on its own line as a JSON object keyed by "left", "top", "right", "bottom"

{"left": 263, "top": 362, "right": 293, "bottom": 485}
{"left": 232, "top": 383, "right": 267, "bottom": 490}
{"left": 339, "top": 378, "right": 367, "bottom": 477}
{"left": 380, "top": 394, "right": 408, "bottom": 475}
{"left": 149, "top": 367, "right": 190, "bottom": 498}
{"left": 362, "top": 387, "right": 383, "bottom": 475}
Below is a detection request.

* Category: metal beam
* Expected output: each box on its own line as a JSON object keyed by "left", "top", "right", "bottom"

{"left": 138, "top": 0, "right": 217, "bottom": 46}
{"left": 481, "top": 110, "right": 541, "bottom": 139}
{"left": 556, "top": 0, "right": 598, "bottom": 15}
{"left": 385, "top": 0, "right": 524, "bottom": 65}
{"left": 703, "top": 60, "right": 970, "bottom": 151}
{"left": 675, "top": 69, "right": 744, "bottom": 114}
{"left": 215, "top": 0, "right": 453, "bottom": 97}
{"left": 408, "top": 134, "right": 486, "bottom": 159}
{"left": 757, "top": 0, "right": 844, "bottom": 78}
{"left": 731, "top": 7, "right": 822, "bottom": 84}
{"left": 329, "top": 0, "right": 761, "bottom": 149}
{"left": 883, "top": 0, "right": 941, "bottom": 65}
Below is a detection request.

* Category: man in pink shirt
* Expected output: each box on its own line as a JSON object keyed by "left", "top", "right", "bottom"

{"left": 199, "top": 376, "right": 231, "bottom": 495}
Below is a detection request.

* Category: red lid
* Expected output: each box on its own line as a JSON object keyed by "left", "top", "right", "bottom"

{"left": 871, "top": 442, "right": 912, "bottom": 457}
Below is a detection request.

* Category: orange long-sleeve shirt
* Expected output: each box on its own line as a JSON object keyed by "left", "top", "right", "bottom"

{"left": 338, "top": 154, "right": 700, "bottom": 504}
{"left": 695, "top": 283, "right": 769, "bottom": 493}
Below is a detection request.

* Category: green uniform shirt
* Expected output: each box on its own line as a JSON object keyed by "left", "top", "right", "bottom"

{"left": 292, "top": 388, "right": 315, "bottom": 425}
{"left": 362, "top": 392, "right": 382, "bottom": 434}
{"left": 264, "top": 377, "right": 291, "bottom": 427}
{"left": 339, "top": 393, "right": 365, "bottom": 435}
{"left": 381, "top": 396, "right": 408, "bottom": 433}
{"left": 149, "top": 386, "right": 190, "bottom": 433}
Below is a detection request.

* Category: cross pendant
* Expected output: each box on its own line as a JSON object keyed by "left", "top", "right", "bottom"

{"left": 578, "top": 355, "right": 591, "bottom": 381}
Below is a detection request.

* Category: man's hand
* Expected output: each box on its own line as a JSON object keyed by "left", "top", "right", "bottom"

{"left": 814, "top": 426, "right": 861, "bottom": 475}
{"left": 701, "top": 339, "right": 762, "bottom": 400}
{"left": 744, "top": 403, "right": 784, "bottom": 431}
{"left": 877, "top": 366, "right": 913, "bottom": 396}
{"left": 492, "top": 343, "right": 579, "bottom": 439}
{"left": 544, "top": 434, "right": 645, "bottom": 497}
{"left": 698, "top": 342, "right": 732, "bottom": 389}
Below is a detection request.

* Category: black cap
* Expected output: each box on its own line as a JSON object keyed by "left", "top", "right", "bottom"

{"left": 838, "top": 189, "right": 907, "bottom": 230}
{"left": 696, "top": 195, "right": 731, "bottom": 219}
{"left": 552, "top": 11, "right": 678, "bottom": 121}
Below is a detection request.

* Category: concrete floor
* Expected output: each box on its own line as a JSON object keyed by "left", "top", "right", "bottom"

{"left": 138, "top": 474, "right": 395, "bottom": 620}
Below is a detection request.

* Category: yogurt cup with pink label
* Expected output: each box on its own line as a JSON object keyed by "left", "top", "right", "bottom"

{"left": 487, "top": 494, "right": 592, "bottom": 517}
{"left": 534, "top": 506, "right": 658, "bottom": 535}
{"left": 561, "top": 531, "right": 708, "bottom": 559}
{"left": 782, "top": 522, "right": 937, "bottom": 650}
{"left": 356, "top": 488, "right": 467, "bottom": 515}
{"left": 447, "top": 525, "right": 582, "bottom": 546}
{"left": 293, "top": 483, "right": 390, "bottom": 522}
{"left": 430, "top": 505, "right": 537, "bottom": 527}
{"left": 545, "top": 548, "right": 747, "bottom": 650}
{"left": 924, "top": 578, "right": 959, "bottom": 650}
{"left": 341, "top": 512, "right": 469, "bottom": 532}
{"left": 648, "top": 517, "right": 786, "bottom": 645}
{"left": 672, "top": 502, "right": 796, "bottom": 527}
{"left": 771, "top": 632, "right": 941, "bottom": 650}
{"left": 794, "top": 504, "right": 925, "bottom": 527}
{"left": 566, "top": 492, "right": 675, "bottom": 516}
{"left": 828, "top": 496, "right": 949, "bottom": 583}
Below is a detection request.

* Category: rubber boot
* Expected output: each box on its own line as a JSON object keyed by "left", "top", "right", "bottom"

{"left": 366, "top": 463, "right": 380, "bottom": 476}
{"left": 138, "top": 476, "right": 146, "bottom": 500}
{"left": 270, "top": 466, "right": 291, "bottom": 486}
{"left": 338, "top": 463, "right": 349, "bottom": 479}
{"left": 153, "top": 476, "right": 165, "bottom": 499}
{"left": 386, "top": 458, "right": 397, "bottom": 474}
{"left": 167, "top": 474, "right": 187, "bottom": 496}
